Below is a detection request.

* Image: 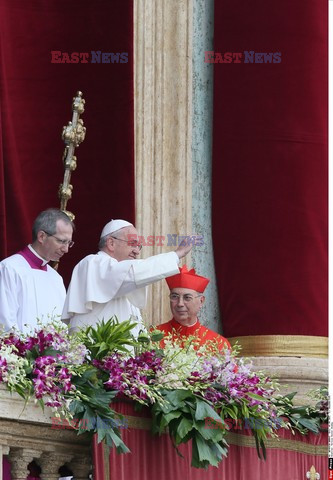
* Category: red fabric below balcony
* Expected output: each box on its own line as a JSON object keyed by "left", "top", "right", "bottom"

{"left": 93, "top": 401, "right": 328, "bottom": 480}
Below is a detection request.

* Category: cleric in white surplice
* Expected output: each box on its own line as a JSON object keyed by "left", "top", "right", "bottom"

{"left": 0, "top": 209, "right": 74, "bottom": 333}
{"left": 62, "top": 219, "right": 193, "bottom": 337}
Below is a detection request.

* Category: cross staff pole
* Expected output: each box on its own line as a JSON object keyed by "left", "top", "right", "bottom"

{"left": 59, "top": 91, "right": 86, "bottom": 221}
{"left": 51, "top": 91, "right": 86, "bottom": 270}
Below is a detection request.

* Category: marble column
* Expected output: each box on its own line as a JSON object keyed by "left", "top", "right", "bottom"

{"left": 134, "top": 0, "right": 193, "bottom": 326}
{"left": 191, "top": 0, "right": 220, "bottom": 332}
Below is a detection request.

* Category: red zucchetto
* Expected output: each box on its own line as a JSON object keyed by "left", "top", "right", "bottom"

{"left": 166, "top": 265, "right": 210, "bottom": 293}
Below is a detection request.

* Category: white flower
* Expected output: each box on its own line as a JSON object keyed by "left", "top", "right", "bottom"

{"left": 0, "top": 345, "right": 29, "bottom": 388}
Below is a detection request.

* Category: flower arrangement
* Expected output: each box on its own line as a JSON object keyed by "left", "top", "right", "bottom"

{"left": 0, "top": 318, "right": 327, "bottom": 469}
{"left": 0, "top": 320, "right": 131, "bottom": 452}
{"left": 97, "top": 330, "right": 281, "bottom": 467}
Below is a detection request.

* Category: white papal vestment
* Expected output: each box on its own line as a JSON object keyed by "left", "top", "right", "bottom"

{"left": 62, "top": 251, "right": 179, "bottom": 337}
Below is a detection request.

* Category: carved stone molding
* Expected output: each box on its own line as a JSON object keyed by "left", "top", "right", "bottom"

{"left": 8, "top": 447, "right": 42, "bottom": 480}
{"left": 39, "top": 452, "right": 73, "bottom": 480}
{"left": 250, "top": 357, "right": 328, "bottom": 405}
{"left": 68, "top": 455, "right": 93, "bottom": 480}
{"left": 134, "top": 0, "right": 193, "bottom": 325}
{"left": 0, "top": 386, "right": 91, "bottom": 478}
{"left": 0, "top": 418, "right": 90, "bottom": 455}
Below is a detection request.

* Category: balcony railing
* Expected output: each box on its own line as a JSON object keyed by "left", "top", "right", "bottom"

{"left": 0, "top": 385, "right": 91, "bottom": 480}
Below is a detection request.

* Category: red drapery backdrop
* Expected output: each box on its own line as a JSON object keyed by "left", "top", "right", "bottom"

{"left": 0, "top": 0, "right": 135, "bottom": 286}
{"left": 212, "top": 0, "right": 328, "bottom": 337}
{"left": 94, "top": 402, "right": 327, "bottom": 480}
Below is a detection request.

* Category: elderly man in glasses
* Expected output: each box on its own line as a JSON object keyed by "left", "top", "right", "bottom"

{"left": 0, "top": 208, "right": 74, "bottom": 333}
{"left": 62, "top": 219, "right": 193, "bottom": 337}
{"left": 157, "top": 265, "right": 230, "bottom": 352}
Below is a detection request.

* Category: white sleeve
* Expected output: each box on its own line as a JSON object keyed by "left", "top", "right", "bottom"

{"left": 114, "top": 251, "right": 180, "bottom": 297}
{"left": 62, "top": 251, "right": 179, "bottom": 317}
{"left": 0, "top": 264, "right": 20, "bottom": 331}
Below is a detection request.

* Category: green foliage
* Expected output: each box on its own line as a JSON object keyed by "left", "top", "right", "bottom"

{"left": 151, "top": 389, "right": 229, "bottom": 468}
{"left": 273, "top": 391, "right": 328, "bottom": 435}
{"left": 70, "top": 366, "right": 129, "bottom": 453}
{"left": 78, "top": 317, "right": 138, "bottom": 359}
{"left": 218, "top": 397, "right": 273, "bottom": 460}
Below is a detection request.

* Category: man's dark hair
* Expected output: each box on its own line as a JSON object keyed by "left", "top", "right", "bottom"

{"left": 32, "top": 209, "right": 74, "bottom": 241}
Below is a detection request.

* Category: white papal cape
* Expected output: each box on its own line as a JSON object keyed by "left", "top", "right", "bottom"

{"left": 62, "top": 251, "right": 179, "bottom": 336}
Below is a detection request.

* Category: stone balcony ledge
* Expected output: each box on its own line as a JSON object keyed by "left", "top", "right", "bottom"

{"left": 0, "top": 385, "right": 91, "bottom": 480}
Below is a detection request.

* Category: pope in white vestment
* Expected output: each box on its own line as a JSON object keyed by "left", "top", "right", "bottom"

{"left": 62, "top": 250, "right": 179, "bottom": 337}
{"left": 62, "top": 219, "right": 192, "bottom": 337}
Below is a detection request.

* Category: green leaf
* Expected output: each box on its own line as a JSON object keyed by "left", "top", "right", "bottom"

{"left": 192, "top": 435, "right": 220, "bottom": 467}
{"left": 193, "top": 420, "right": 226, "bottom": 442}
{"left": 69, "top": 399, "right": 86, "bottom": 415}
{"left": 222, "top": 406, "right": 238, "bottom": 420}
{"left": 297, "top": 418, "right": 319, "bottom": 433}
{"left": 81, "top": 407, "right": 97, "bottom": 430}
{"left": 105, "top": 429, "right": 130, "bottom": 454}
{"left": 164, "top": 389, "right": 193, "bottom": 407}
{"left": 241, "top": 402, "right": 249, "bottom": 417}
{"left": 137, "top": 333, "right": 150, "bottom": 344}
{"left": 260, "top": 438, "right": 266, "bottom": 460}
{"left": 283, "top": 392, "right": 298, "bottom": 401}
{"left": 191, "top": 438, "right": 208, "bottom": 469}
{"left": 177, "top": 417, "right": 193, "bottom": 439}
{"left": 291, "top": 406, "right": 310, "bottom": 414}
{"left": 150, "top": 331, "right": 164, "bottom": 342}
{"left": 253, "top": 433, "right": 262, "bottom": 460}
{"left": 163, "top": 411, "right": 183, "bottom": 423}
{"left": 97, "top": 426, "right": 107, "bottom": 444}
{"left": 42, "top": 347, "right": 61, "bottom": 357}
{"left": 195, "top": 399, "right": 221, "bottom": 422}
{"left": 247, "top": 393, "right": 265, "bottom": 401}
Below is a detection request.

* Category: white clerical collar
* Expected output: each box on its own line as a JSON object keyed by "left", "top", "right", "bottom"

{"left": 98, "top": 250, "right": 119, "bottom": 262}
{"left": 187, "top": 319, "right": 198, "bottom": 327}
{"left": 28, "top": 244, "right": 48, "bottom": 266}
{"left": 176, "top": 318, "right": 198, "bottom": 328}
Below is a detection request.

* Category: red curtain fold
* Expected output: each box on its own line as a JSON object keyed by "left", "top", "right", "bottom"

{"left": 212, "top": 1, "right": 328, "bottom": 337}
{"left": 0, "top": 0, "right": 135, "bottom": 286}
{"left": 93, "top": 401, "right": 327, "bottom": 480}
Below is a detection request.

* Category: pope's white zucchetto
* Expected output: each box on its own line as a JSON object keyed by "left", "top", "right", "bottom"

{"left": 100, "top": 219, "right": 133, "bottom": 238}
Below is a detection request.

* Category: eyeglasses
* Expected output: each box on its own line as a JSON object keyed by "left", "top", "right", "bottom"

{"left": 43, "top": 231, "right": 74, "bottom": 248}
{"left": 169, "top": 293, "right": 202, "bottom": 303}
{"left": 111, "top": 236, "right": 143, "bottom": 251}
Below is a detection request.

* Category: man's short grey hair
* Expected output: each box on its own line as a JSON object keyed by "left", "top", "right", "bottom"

{"left": 98, "top": 235, "right": 109, "bottom": 250}
{"left": 32, "top": 209, "right": 74, "bottom": 242}
{"left": 98, "top": 227, "right": 127, "bottom": 250}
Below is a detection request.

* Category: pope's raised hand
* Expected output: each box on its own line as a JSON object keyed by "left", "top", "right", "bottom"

{"left": 175, "top": 235, "right": 197, "bottom": 259}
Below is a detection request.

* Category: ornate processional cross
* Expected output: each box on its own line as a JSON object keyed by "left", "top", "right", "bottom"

{"left": 51, "top": 91, "right": 86, "bottom": 270}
